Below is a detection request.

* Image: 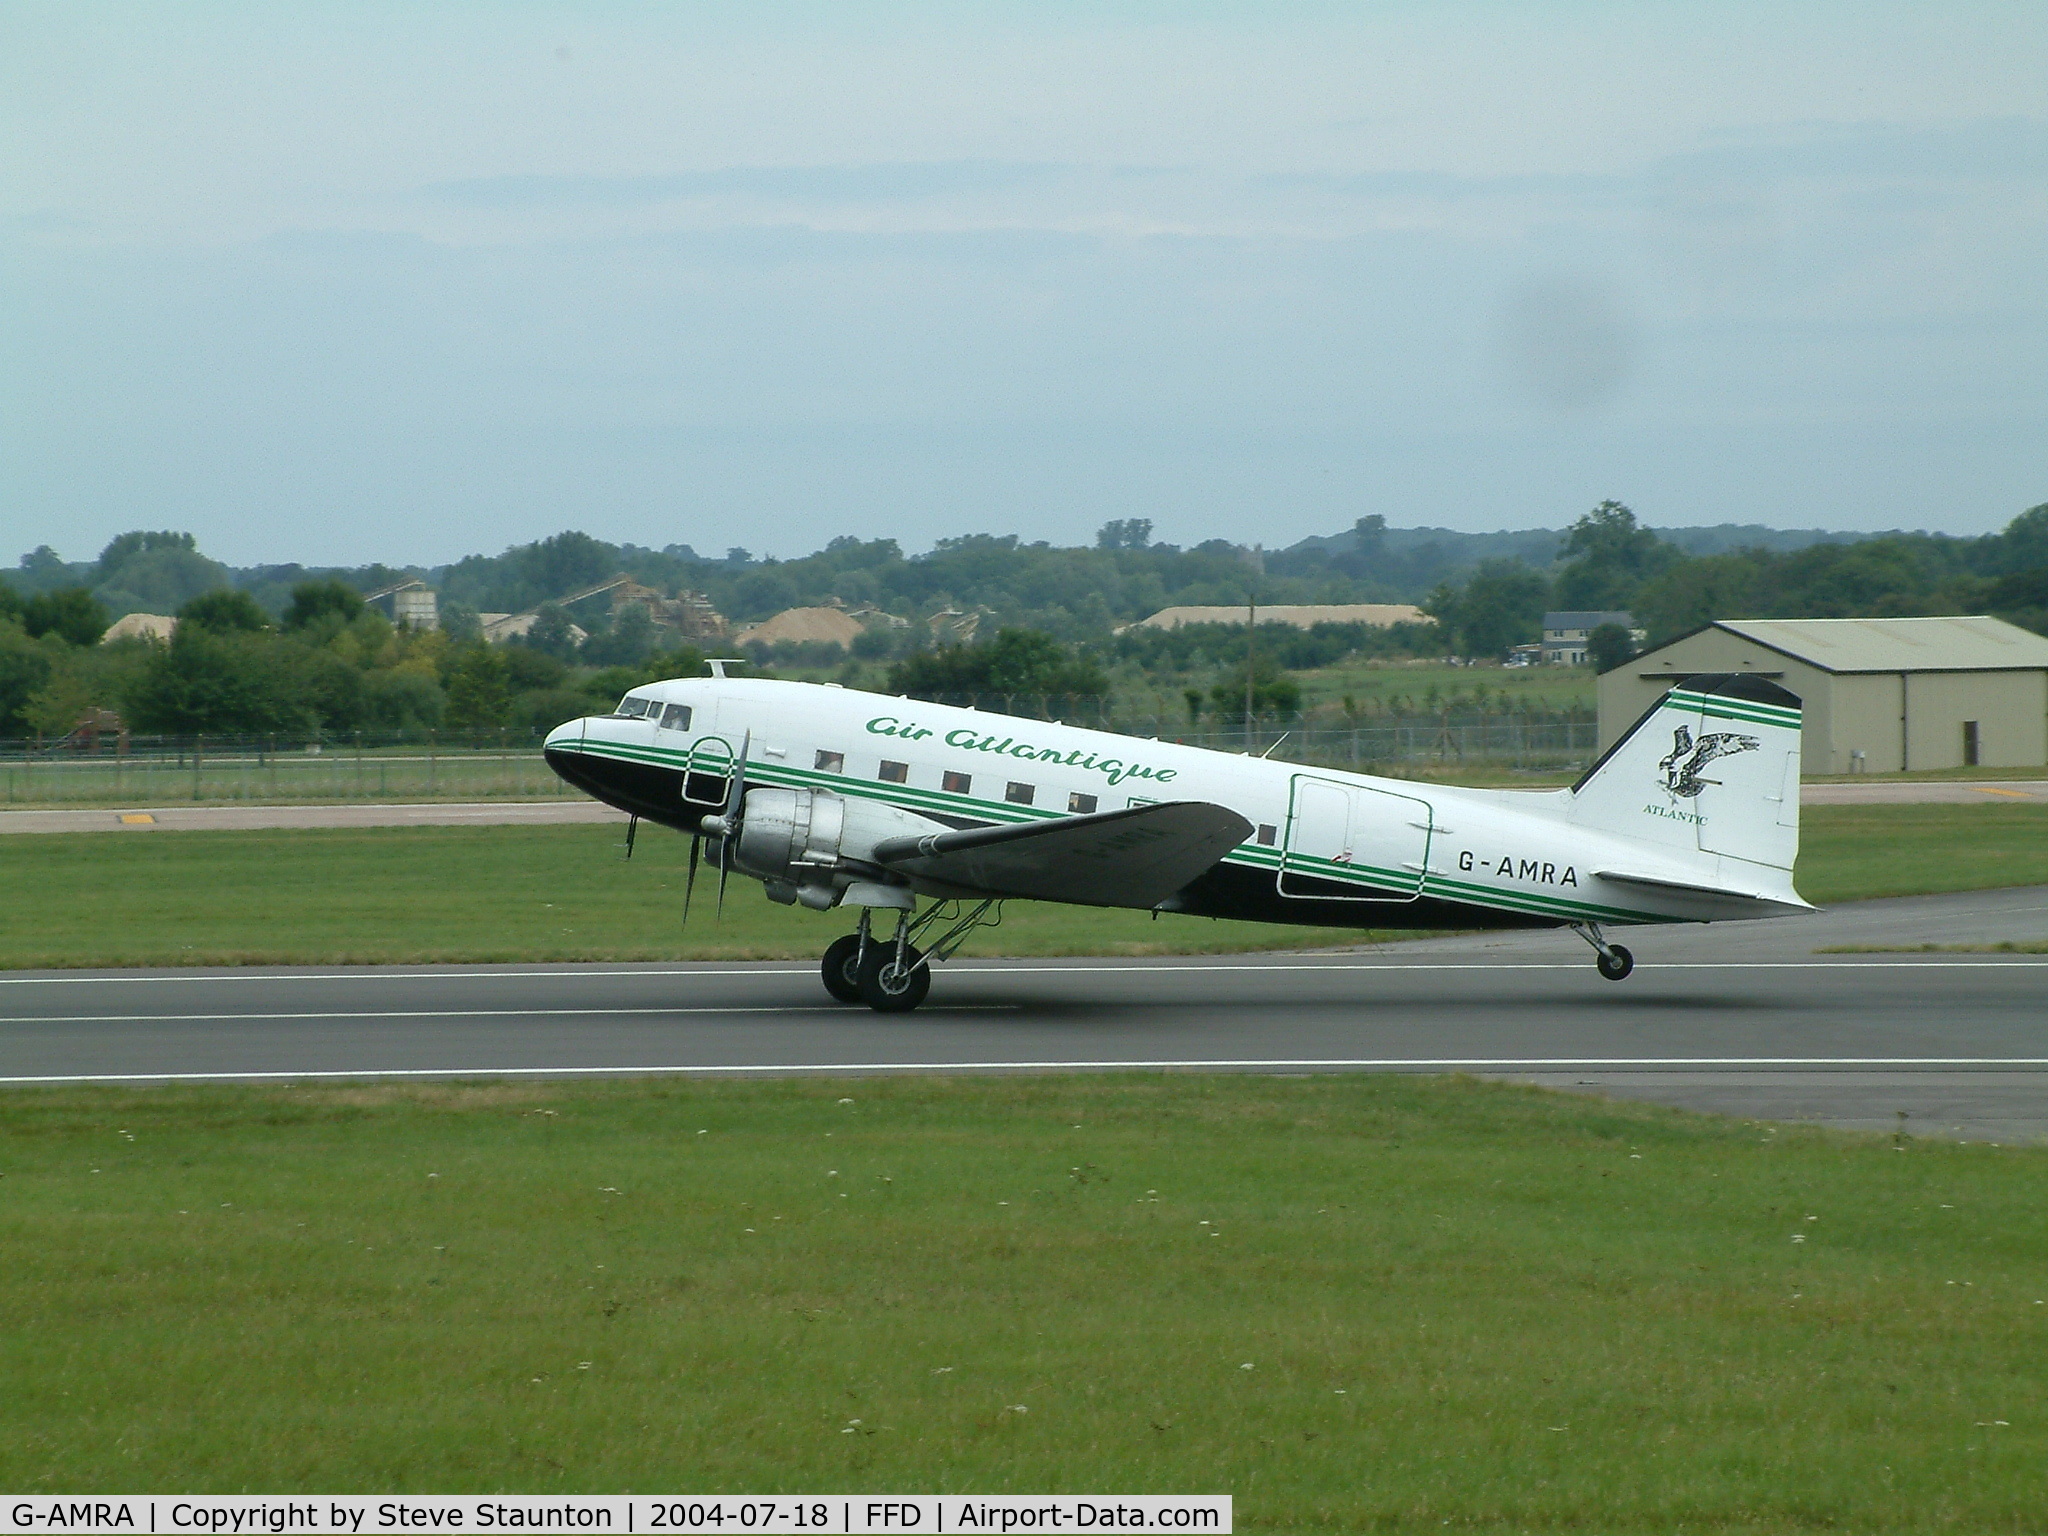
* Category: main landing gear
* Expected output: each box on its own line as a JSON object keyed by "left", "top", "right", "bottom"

{"left": 1572, "top": 921, "right": 1635, "bottom": 982}
{"left": 820, "top": 900, "right": 1003, "bottom": 1012}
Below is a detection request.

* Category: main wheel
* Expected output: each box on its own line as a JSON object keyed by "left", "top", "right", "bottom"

{"left": 821, "top": 934, "right": 865, "bottom": 1004}
{"left": 1596, "top": 944, "right": 1635, "bottom": 982}
{"left": 857, "top": 942, "right": 930, "bottom": 1012}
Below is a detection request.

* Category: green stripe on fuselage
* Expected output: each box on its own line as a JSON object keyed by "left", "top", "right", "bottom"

{"left": 553, "top": 736, "right": 1667, "bottom": 924}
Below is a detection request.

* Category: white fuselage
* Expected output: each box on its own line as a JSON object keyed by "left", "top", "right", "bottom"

{"left": 544, "top": 676, "right": 1810, "bottom": 930}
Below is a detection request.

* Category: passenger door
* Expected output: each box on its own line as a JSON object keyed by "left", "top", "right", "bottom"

{"left": 1278, "top": 776, "right": 1432, "bottom": 902}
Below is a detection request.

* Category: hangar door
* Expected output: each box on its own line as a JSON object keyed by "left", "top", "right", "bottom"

{"left": 1279, "top": 776, "right": 1432, "bottom": 902}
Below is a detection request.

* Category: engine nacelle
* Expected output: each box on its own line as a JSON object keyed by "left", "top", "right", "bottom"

{"left": 733, "top": 787, "right": 944, "bottom": 906}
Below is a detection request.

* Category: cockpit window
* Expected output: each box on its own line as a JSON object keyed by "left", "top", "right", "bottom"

{"left": 659, "top": 703, "right": 692, "bottom": 731}
{"left": 617, "top": 694, "right": 657, "bottom": 718}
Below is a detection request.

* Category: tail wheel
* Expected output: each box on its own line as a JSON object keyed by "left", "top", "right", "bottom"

{"left": 1596, "top": 944, "right": 1635, "bottom": 982}
{"left": 821, "top": 934, "right": 864, "bottom": 1004}
{"left": 857, "top": 943, "right": 930, "bottom": 1012}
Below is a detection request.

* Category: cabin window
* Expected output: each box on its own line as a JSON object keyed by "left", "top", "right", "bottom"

{"left": 942, "top": 771, "right": 972, "bottom": 795}
{"left": 878, "top": 760, "right": 909, "bottom": 784}
{"left": 815, "top": 749, "right": 844, "bottom": 773}
{"left": 659, "top": 703, "right": 692, "bottom": 731}
{"left": 1256, "top": 824, "right": 1277, "bottom": 846}
{"left": 1006, "top": 782, "right": 1035, "bottom": 806}
{"left": 1067, "top": 792, "right": 1097, "bottom": 815}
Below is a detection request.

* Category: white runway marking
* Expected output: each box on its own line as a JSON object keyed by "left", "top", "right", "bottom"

{"left": 0, "top": 958, "right": 2043, "bottom": 988}
{"left": 3, "top": 1057, "right": 2047, "bottom": 1085}
{"left": 0, "top": 1006, "right": 1019, "bottom": 1025}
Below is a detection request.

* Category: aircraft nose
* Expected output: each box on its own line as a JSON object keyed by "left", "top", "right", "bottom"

{"left": 544, "top": 717, "right": 591, "bottom": 751}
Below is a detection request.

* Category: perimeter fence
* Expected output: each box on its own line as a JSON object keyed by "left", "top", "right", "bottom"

{"left": 0, "top": 731, "right": 574, "bottom": 806}
{"left": 0, "top": 703, "right": 1598, "bottom": 806}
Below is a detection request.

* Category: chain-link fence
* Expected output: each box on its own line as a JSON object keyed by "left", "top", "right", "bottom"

{"left": 0, "top": 731, "right": 575, "bottom": 806}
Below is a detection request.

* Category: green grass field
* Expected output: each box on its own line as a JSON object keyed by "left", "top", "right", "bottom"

{"left": 3, "top": 1073, "right": 2042, "bottom": 1525}
{"left": 3, "top": 803, "right": 2044, "bottom": 969}
{"left": 0, "top": 823, "right": 1379, "bottom": 969}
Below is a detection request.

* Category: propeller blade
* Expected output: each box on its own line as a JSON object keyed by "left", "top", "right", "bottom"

{"left": 683, "top": 834, "right": 700, "bottom": 926}
{"left": 715, "top": 730, "right": 749, "bottom": 923}
{"left": 722, "top": 731, "right": 750, "bottom": 819}
{"left": 622, "top": 814, "right": 638, "bottom": 861}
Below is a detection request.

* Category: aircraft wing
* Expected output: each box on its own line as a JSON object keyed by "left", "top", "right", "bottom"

{"left": 870, "top": 801, "right": 1254, "bottom": 908}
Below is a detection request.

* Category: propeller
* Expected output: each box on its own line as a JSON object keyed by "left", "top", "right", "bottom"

{"left": 621, "top": 814, "right": 638, "bottom": 860}
{"left": 692, "top": 730, "right": 750, "bottom": 924}
{"left": 682, "top": 829, "right": 700, "bottom": 926}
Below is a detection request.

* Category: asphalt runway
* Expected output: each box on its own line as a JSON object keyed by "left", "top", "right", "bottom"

{"left": 2, "top": 887, "right": 2044, "bottom": 1142}
{"left": 2, "top": 778, "right": 2040, "bottom": 833}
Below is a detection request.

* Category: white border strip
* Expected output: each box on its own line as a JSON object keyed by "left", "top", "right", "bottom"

{"left": 5, "top": 1057, "right": 2048, "bottom": 1085}
{"left": 0, "top": 1006, "right": 1016, "bottom": 1024}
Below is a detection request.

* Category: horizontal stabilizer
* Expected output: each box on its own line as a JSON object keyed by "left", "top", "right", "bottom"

{"left": 873, "top": 801, "right": 1253, "bottom": 908}
{"left": 1594, "top": 868, "right": 1814, "bottom": 911}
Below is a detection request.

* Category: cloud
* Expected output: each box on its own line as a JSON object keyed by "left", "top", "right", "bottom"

{"left": 428, "top": 161, "right": 1071, "bottom": 209}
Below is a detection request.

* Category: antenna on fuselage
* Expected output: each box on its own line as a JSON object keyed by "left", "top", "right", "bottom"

{"left": 704, "top": 658, "right": 746, "bottom": 679}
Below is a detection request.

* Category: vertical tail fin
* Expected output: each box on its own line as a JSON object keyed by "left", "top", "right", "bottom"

{"left": 1570, "top": 675, "right": 1803, "bottom": 871}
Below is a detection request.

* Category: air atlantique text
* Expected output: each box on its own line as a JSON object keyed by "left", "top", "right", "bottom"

{"left": 4, "top": 1500, "right": 1227, "bottom": 1535}
{"left": 866, "top": 718, "right": 1178, "bottom": 789}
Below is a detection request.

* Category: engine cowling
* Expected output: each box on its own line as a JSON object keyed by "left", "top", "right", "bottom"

{"left": 732, "top": 787, "right": 945, "bottom": 907}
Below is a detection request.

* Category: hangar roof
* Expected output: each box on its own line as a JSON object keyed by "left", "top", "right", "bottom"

{"left": 1713, "top": 616, "right": 2048, "bottom": 673}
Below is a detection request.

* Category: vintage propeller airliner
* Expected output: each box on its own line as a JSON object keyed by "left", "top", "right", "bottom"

{"left": 543, "top": 667, "right": 1810, "bottom": 1010}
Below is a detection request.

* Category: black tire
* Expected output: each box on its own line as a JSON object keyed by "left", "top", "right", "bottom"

{"left": 821, "top": 934, "right": 865, "bottom": 1004}
{"left": 857, "top": 942, "right": 931, "bottom": 1012}
{"left": 1596, "top": 944, "right": 1635, "bottom": 982}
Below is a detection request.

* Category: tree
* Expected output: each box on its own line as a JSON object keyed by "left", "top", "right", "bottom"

{"left": 887, "top": 629, "right": 1109, "bottom": 700}
{"left": 1208, "top": 655, "right": 1301, "bottom": 724}
{"left": 92, "top": 531, "right": 231, "bottom": 615}
{"left": 521, "top": 603, "right": 580, "bottom": 662}
{"left": 0, "top": 622, "right": 54, "bottom": 733}
{"left": 581, "top": 602, "right": 658, "bottom": 667}
{"left": 96, "top": 530, "right": 196, "bottom": 578}
{"left": 1586, "top": 621, "right": 1637, "bottom": 674}
{"left": 438, "top": 601, "right": 482, "bottom": 643}
{"left": 177, "top": 588, "right": 270, "bottom": 634}
{"left": 22, "top": 588, "right": 110, "bottom": 646}
{"left": 1424, "top": 560, "right": 1550, "bottom": 660}
{"left": 443, "top": 644, "right": 513, "bottom": 734}
{"left": 1096, "top": 519, "right": 1153, "bottom": 551}
{"left": 126, "top": 628, "right": 310, "bottom": 736}
{"left": 363, "top": 667, "right": 445, "bottom": 733}
{"left": 283, "top": 579, "right": 365, "bottom": 630}
{"left": 1551, "top": 501, "right": 1680, "bottom": 611}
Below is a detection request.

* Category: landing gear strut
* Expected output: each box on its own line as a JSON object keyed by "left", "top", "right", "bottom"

{"left": 819, "top": 899, "right": 1003, "bottom": 1012}
{"left": 1572, "top": 921, "right": 1634, "bottom": 981}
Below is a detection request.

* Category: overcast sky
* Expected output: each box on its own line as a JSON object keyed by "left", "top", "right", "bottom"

{"left": 4, "top": 3, "right": 2044, "bottom": 567}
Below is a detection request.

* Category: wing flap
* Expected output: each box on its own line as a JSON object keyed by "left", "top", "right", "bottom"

{"left": 872, "top": 801, "right": 1254, "bottom": 908}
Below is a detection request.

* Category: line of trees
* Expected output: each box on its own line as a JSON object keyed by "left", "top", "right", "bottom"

{"left": 1423, "top": 501, "right": 2048, "bottom": 662}
{"left": 0, "top": 577, "right": 701, "bottom": 742}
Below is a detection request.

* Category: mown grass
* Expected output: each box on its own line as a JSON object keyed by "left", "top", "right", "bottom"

{"left": 0, "top": 823, "right": 1377, "bottom": 969}
{"left": 2, "top": 1073, "right": 2042, "bottom": 1526}
{"left": 4, "top": 804, "right": 2044, "bottom": 969}
{"left": 1794, "top": 803, "right": 2048, "bottom": 905}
